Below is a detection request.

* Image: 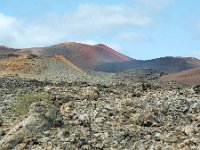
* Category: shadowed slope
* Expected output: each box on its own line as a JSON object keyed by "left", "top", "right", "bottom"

{"left": 95, "top": 56, "right": 200, "bottom": 73}
{"left": 0, "top": 46, "right": 20, "bottom": 59}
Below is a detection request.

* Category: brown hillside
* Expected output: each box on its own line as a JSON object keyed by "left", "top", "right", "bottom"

{"left": 21, "top": 42, "right": 132, "bottom": 70}
{"left": 160, "top": 67, "right": 200, "bottom": 85}
{"left": 0, "top": 54, "right": 85, "bottom": 81}
{"left": 54, "top": 54, "right": 83, "bottom": 73}
{"left": 0, "top": 54, "right": 42, "bottom": 76}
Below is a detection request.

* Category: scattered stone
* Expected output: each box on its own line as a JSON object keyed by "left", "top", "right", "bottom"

{"left": 1, "top": 72, "right": 200, "bottom": 149}
{"left": 0, "top": 117, "right": 3, "bottom": 126}
{"left": 181, "top": 125, "right": 198, "bottom": 136}
{"left": 0, "top": 101, "right": 59, "bottom": 150}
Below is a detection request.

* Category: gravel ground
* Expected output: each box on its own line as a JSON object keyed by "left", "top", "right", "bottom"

{"left": 1, "top": 56, "right": 200, "bottom": 150}
{"left": 1, "top": 73, "right": 200, "bottom": 149}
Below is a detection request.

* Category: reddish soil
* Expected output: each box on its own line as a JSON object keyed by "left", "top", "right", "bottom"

{"left": 0, "top": 54, "right": 41, "bottom": 75}
{"left": 54, "top": 54, "right": 84, "bottom": 73}
{"left": 22, "top": 42, "right": 132, "bottom": 70}
{"left": 160, "top": 67, "right": 200, "bottom": 85}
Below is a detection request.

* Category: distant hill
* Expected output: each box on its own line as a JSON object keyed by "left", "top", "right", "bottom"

{"left": 160, "top": 67, "right": 200, "bottom": 85}
{"left": 95, "top": 56, "right": 200, "bottom": 73}
{"left": 21, "top": 42, "right": 132, "bottom": 70}
{"left": 0, "top": 46, "right": 20, "bottom": 59}
{"left": 2, "top": 42, "right": 200, "bottom": 85}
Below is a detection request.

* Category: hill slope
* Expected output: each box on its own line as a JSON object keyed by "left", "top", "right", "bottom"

{"left": 160, "top": 67, "right": 200, "bottom": 85}
{"left": 0, "top": 54, "right": 85, "bottom": 82}
{"left": 0, "top": 46, "right": 20, "bottom": 59}
{"left": 95, "top": 56, "right": 200, "bottom": 73}
{"left": 21, "top": 42, "right": 132, "bottom": 70}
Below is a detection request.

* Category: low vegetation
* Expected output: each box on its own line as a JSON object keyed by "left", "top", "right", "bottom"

{"left": 9, "top": 91, "right": 53, "bottom": 117}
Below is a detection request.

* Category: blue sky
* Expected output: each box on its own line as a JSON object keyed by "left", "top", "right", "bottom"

{"left": 0, "top": 0, "right": 200, "bottom": 60}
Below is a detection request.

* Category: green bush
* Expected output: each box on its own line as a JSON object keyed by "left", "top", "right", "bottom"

{"left": 9, "top": 92, "right": 53, "bottom": 117}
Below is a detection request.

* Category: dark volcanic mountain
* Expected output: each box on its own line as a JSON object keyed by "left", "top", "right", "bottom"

{"left": 95, "top": 56, "right": 200, "bottom": 73}
{"left": 21, "top": 42, "right": 133, "bottom": 70}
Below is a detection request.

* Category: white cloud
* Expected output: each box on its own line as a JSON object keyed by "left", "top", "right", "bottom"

{"left": 138, "top": 0, "right": 173, "bottom": 6}
{"left": 0, "top": 1, "right": 174, "bottom": 48}
{"left": 0, "top": 13, "right": 68, "bottom": 48}
{"left": 0, "top": 3, "right": 152, "bottom": 48}
{"left": 72, "top": 4, "right": 152, "bottom": 28}
{"left": 0, "top": 13, "right": 21, "bottom": 41}
{"left": 137, "top": 0, "right": 174, "bottom": 11}
{"left": 79, "top": 40, "right": 97, "bottom": 45}
{"left": 0, "top": 13, "right": 17, "bottom": 30}
{"left": 117, "top": 32, "right": 145, "bottom": 41}
{"left": 79, "top": 40, "right": 122, "bottom": 52}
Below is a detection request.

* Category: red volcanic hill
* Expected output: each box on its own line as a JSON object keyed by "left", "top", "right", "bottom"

{"left": 21, "top": 42, "right": 132, "bottom": 70}
{"left": 160, "top": 67, "right": 200, "bottom": 85}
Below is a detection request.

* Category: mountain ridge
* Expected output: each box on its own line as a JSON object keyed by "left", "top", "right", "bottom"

{"left": 95, "top": 56, "right": 200, "bottom": 73}
{"left": 20, "top": 42, "right": 133, "bottom": 70}
{"left": 1, "top": 42, "right": 200, "bottom": 85}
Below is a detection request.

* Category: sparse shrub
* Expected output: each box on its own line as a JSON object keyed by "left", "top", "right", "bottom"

{"left": 9, "top": 91, "right": 53, "bottom": 117}
{"left": 193, "top": 85, "right": 200, "bottom": 94}
{"left": 141, "top": 82, "right": 152, "bottom": 91}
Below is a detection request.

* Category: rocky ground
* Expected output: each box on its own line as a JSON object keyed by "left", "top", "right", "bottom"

{"left": 1, "top": 71, "right": 200, "bottom": 149}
